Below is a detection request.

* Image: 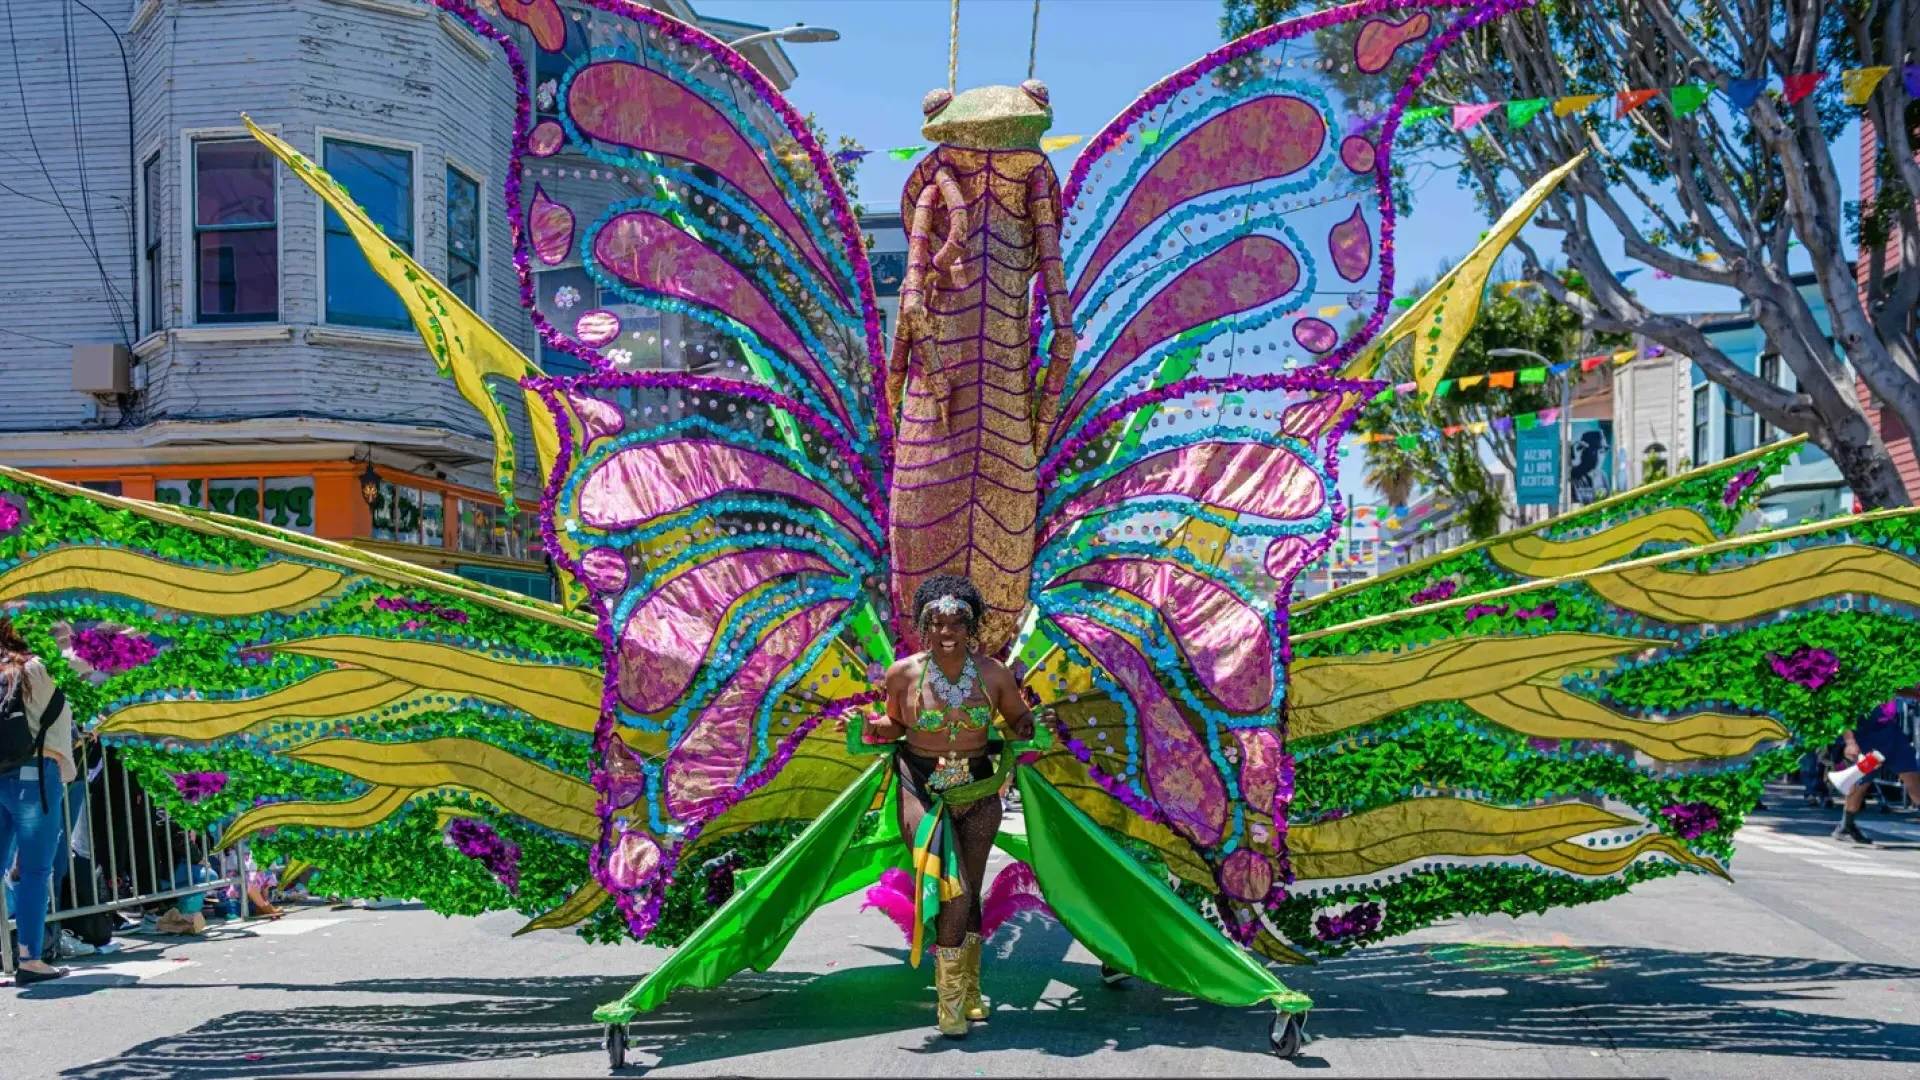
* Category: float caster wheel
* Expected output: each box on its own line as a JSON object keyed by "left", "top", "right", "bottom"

{"left": 605, "top": 1023, "right": 629, "bottom": 1070}
{"left": 1099, "top": 964, "right": 1129, "bottom": 988}
{"left": 1270, "top": 1012, "right": 1307, "bottom": 1059}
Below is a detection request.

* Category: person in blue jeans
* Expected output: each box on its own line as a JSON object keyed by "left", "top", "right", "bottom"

{"left": 1, "top": 617, "right": 76, "bottom": 984}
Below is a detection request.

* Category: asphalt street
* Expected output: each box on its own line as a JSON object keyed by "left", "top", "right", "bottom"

{"left": 11, "top": 785, "right": 1920, "bottom": 1079}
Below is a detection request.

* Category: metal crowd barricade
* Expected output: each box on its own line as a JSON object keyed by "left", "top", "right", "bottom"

{"left": 2, "top": 748, "right": 251, "bottom": 978}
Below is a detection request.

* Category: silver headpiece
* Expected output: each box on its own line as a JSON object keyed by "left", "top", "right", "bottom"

{"left": 924, "top": 594, "right": 969, "bottom": 617}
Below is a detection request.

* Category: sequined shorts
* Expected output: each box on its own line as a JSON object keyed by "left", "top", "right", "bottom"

{"left": 897, "top": 745, "right": 999, "bottom": 803}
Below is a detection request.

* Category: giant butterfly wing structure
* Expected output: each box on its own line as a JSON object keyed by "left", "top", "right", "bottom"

{"left": 1011, "top": 0, "right": 1521, "bottom": 958}
{"left": 458, "top": 0, "right": 898, "bottom": 940}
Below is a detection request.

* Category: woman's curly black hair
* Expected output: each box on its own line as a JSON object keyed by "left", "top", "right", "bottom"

{"left": 912, "top": 574, "right": 985, "bottom": 635}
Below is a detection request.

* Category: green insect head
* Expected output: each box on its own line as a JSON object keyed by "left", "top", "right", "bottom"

{"left": 920, "top": 81, "right": 1053, "bottom": 150}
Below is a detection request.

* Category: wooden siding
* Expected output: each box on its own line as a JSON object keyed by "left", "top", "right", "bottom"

{"left": 1, "top": 0, "right": 539, "bottom": 485}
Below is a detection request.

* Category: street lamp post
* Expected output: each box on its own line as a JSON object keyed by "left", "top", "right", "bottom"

{"left": 1487, "top": 347, "right": 1567, "bottom": 519}
{"left": 690, "top": 24, "right": 841, "bottom": 74}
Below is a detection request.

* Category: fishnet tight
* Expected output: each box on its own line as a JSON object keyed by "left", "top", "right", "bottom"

{"left": 896, "top": 763, "right": 1002, "bottom": 948}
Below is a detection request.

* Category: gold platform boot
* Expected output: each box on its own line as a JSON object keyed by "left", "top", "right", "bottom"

{"left": 933, "top": 944, "right": 970, "bottom": 1037}
{"left": 961, "top": 932, "right": 989, "bottom": 1022}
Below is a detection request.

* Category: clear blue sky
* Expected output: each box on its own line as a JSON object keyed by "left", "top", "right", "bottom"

{"left": 703, "top": 0, "right": 1861, "bottom": 508}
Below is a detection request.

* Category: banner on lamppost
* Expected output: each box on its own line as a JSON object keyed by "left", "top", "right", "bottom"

{"left": 1568, "top": 419, "right": 1615, "bottom": 504}
{"left": 1516, "top": 425, "right": 1561, "bottom": 506}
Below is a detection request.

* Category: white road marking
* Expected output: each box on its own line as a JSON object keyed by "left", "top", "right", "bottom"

{"left": 244, "top": 918, "right": 342, "bottom": 936}
{"left": 57, "top": 959, "right": 197, "bottom": 984}
{"left": 1805, "top": 860, "right": 1920, "bottom": 879}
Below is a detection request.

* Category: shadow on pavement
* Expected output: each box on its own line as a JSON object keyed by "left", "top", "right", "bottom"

{"left": 52, "top": 917, "right": 1920, "bottom": 1078}
{"left": 1308, "top": 942, "right": 1920, "bottom": 1063}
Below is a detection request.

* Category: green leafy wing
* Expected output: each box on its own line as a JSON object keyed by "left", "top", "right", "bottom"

{"left": 1282, "top": 504, "right": 1920, "bottom": 957}
{"left": 0, "top": 468, "right": 618, "bottom": 932}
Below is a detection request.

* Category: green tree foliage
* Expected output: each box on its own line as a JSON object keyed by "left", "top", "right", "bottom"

{"left": 1357, "top": 270, "right": 1620, "bottom": 539}
{"left": 1224, "top": 0, "right": 1920, "bottom": 509}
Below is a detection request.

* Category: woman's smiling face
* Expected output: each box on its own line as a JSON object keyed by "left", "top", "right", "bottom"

{"left": 923, "top": 608, "right": 971, "bottom": 656}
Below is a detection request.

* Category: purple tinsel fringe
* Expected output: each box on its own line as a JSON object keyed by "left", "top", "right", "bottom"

{"left": 1768, "top": 647, "right": 1839, "bottom": 690}
{"left": 1314, "top": 900, "right": 1383, "bottom": 942}
{"left": 170, "top": 772, "right": 228, "bottom": 805}
{"left": 446, "top": 817, "right": 522, "bottom": 894}
{"left": 73, "top": 627, "right": 160, "bottom": 673}
{"left": 1658, "top": 802, "right": 1720, "bottom": 840}
{"left": 1721, "top": 468, "right": 1760, "bottom": 508}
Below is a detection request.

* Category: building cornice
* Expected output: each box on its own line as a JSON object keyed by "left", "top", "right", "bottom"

{"left": 0, "top": 418, "right": 495, "bottom": 470}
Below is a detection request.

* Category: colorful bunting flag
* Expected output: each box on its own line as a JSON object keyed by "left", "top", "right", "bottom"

{"left": 1405, "top": 105, "right": 1447, "bottom": 123}
{"left": 1611, "top": 349, "right": 1637, "bottom": 365}
{"left": 1318, "top": 305, "right": 1345, "bottom": 317}
{"left": 1040, "top": 135, "right": 1084, "bottom": 152}
{"left": 1487, "top": 370, "right": 1516, "bottom": 389}
{"left": 1841, "top": 66, "right": 1891, "bottom": 105}
{"left": 1452, "top": 102, "right": 1501, "bottom": 131}
{"left": 1669, "top": 84, "right": 1711, "bottom": 116}
{"left": 1616, "top": 89, "right": 1661, "bottom": 118}
{"left": 1616, "top": 268, "right": 1644, "bottom": 281}
{"left": 1554, "top": 93, "right": 1604, "bottom": 117}
{"left": 1433, "top": 379, "right": 1456, "bottom": 396}
{"left": 1140, "top": 129, "right": 1162, "bottom": 146}
{"left": 1507, "top": 98, "right": 1550, "bottom": 127}
{"left": 887, "top": 146, "right": 926, "bottom": 161}
{"left": 1456, "top": 374, "right": 1487, "bottom": 389}
{"left": 1782, "top": 72, "right": 1826, "bottom": 105}
{"left": 1906, "top": 64, "right": 1920, "bottom": 97}
{"left": 1726, "top": 78, "right": 1767, "bottom": 110}
{"left": 1580, "top": 354, "right": 1607, "bottom": 372}
{"left": 1515, "top": 413, "right": 1538, "bottom": 430}
{"left": 1492, "top": 417, "right": 1514, "bottom": 433}
{"left": 1396, "top": 434, "right": 1418, "bottom": 450}
{"left": 1518, "top": 367, "right": 1547, "bottom": 385}
{"left": 832, "top": 149, "right": 872, "bottom": 164}
{"left": 1538, "top": 408, "right": 1561, "bottom": 424}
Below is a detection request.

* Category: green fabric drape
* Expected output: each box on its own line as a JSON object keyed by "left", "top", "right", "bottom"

{"left": 594, "top": 757, "right": 1310, "bottom": 1025}
{"left": 1014, "top": 767, "right": 1311, "bottom": 1013}
{"left": 595, "top": 760, "right": 892, "bottom": 1023}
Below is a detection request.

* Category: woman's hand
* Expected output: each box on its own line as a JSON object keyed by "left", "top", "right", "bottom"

{"left": 1844, "top": 736, "right": 1863, "bottom": 762}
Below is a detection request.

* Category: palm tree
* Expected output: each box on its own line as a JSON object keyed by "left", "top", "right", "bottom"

{"left": 1365, "top": 455, "right": 1417, "bottom": 508}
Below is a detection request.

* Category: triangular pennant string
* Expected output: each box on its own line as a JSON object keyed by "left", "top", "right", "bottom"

{"left": 1506, "top": 98, "right": 1549, "bottom": 127}
{"left": 1669, "top": 84, "right": 1710, "bottom": 116}
{"left": 1452, "top": 102, "right": 1501, "bottom": 131}
{"left": 1553, "top": 93, "right": 1604, "bottom": 117}
{"left": 1726, "top": 78, "right": 1767, "bottom": 110}
{"left": 1841, "top": 66, "right": 1892, "bottom": 105}
{"left": 1616, "top": 89, "right": 1660, "bottom": 118}
{"left": 1782, "top": 72, "right": 1826, "bottom": 104}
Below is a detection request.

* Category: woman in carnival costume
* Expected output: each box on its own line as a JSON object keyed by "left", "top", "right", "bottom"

{"left": 20, "top": 0, "right": 1920, "bottom": 1068}
{"left": 863, "top": 575, "right": 1035, "bottom": 1036}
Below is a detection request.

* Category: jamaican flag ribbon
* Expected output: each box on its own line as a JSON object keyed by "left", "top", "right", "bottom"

{"left": 902, "top": 743, "right": 1017, "bottom": 965}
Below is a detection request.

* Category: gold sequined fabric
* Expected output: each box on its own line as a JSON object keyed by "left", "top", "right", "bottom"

{"left": 889, "top": 146, "right": 1067, "bottom": 653}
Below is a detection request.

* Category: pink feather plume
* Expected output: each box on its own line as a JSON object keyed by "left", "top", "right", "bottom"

{"left": 860, "top": 867, "right": 919, "bottom": 946}
{"left": 981, "top": 861, "right": 1054, "bottom": 938}
{"left": 860, "top": 862, "right": 1055, "bottom": 948}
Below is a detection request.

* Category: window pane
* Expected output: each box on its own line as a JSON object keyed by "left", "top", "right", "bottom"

{"left": 144, "top": 155, "right": 164, "bottom": 243}
{"left": 372, "top": 481, "right": 396, "bottom": 541}
{"left": 197, "top": 228, "right": 278, "bottom": 322}
{"left": 145, "top": 155, "right": 164, "bottom": 332}
{"left": 324, "top": 141, "right": 413, "bottom": 246}
{"left": 447, "top": 167, "right": 481, "bottom": 309}
{"left": 422, "top": 490, "right": 444, "bottom": 547}
{"left": 325, "top": 140, "right": 413, "bottom": 329}
{"left": 208, "top": 478, "right": 261, "bottom": 520}
{"left": 196, "top": 141, "right": 275, "bottom": 227}
{"left": 394, "top": 485, "right": 422, "bottom": 544}
{"left": 263, "top": 476, "right": 316, "bottom": 535}
{"left": 325, "top": 230, "right": 408, "bottom": 330}
{"left": 448, "top": 257, "right": 479, "bottom": 309}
